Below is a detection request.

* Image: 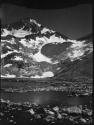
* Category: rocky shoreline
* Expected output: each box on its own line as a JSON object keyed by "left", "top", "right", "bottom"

{"left": 0, "top": 99, "right": 92, "bottom": 125}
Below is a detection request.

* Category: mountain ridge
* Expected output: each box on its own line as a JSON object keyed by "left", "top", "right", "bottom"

{"left": 1, "top": 18, "right": 93, "bottom": 80}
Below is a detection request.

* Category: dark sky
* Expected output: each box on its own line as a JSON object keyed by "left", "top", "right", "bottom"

{"left": 0, "top": 4, "right": 92, "bottom": 39}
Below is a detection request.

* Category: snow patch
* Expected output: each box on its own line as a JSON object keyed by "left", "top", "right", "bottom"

{"left": 41, "top": 27, "right": 55, "bottom": 34}
{"left": 70, "top": 40, "right": 86, "bottom": 48}
{"left": 1, "top": 51, "right": 13, "bottom": 59}
{"left": 30, "top": 71, "right": 54, "bottom": 78}
{"left": 30, "top": 19, "right": 41, "bottom": 27}
{"left": 4, "top": 64, "right": 12, "bottom": 68}
{"left": 19, "top": 39, "right": 36, "bottom": 48}
{"left": 1, "top": 74, "right": 16, "bottom": 78}
{"left": 12, "top": 56, "right": 23, "bottom": 61}
{"left": 1, "top": 50, "right": 20, "bottom": 59}
{"left": 42, "top": 71, "right": 54, "bottom": 78}
{"left": 36, "top": 34, "right": 66, "bottom": 44}
{"left": 68, "top": 49, "right": 84, "bottom": 61}
{"left": 7, "top": 46, "right": 12, "bottom": 49}
{"left": 1, "top": 29, "right": 10, "bottom": 36}
{"left": 41, "top": 28, "right": 50, "bottom": 34}
{"left": 67, "top": 40, "right": 93, "bottom": 61}
{"left": 56, "top": 67, "right": 61, "bottom": 70}
{"left": 12, "top": 28, "right": 32, "bottom": 37}
{"left": 33, "top": 51, "right": 52, "bottom": 63}
{"left": 1, "top": 28, "right": 32, "bottom": 38}
{"left": 2, "top": 39, "right": 16, "bottom": 44}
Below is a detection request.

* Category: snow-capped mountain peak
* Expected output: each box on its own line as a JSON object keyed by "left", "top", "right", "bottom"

{"left": 30, "top": 19, "right": 41, "bottom": 27}
{"left": 1, "top": 18, "right": 93, "bottom": 79}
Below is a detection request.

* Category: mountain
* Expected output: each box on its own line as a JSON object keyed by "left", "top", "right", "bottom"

{"left": 1, "top": 18, "right": 93, "bottom": 80}
{"left": 54, "top": 34, "right": 93, "bottom": 81}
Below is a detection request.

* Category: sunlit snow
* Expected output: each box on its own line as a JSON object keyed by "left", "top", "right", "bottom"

{"left": 30, "top": 19, "right": 41, "bottom": 27}
{"left": 67, "top": 39, "right": 93, "bottom": 61}
{"left": 70, "top": 40, "right": 86, "bottom": 48}
{"left": 1, "top": 51, "right": 13, "bottom": 59}
{"left": 68, "top": 50, "right": 84, "bottom": 61}
{"left": 1, "top": 39, "right": 16, "bottom": 44}
{"left": 46, "top": 34, "right": 66, "bottom": 43}
{"left": 30, "top": 71, "right": 54, "bottom": 78}
{"left": 4, "top": 64, "right": 12, "bottom": 68}
{"left": 1, "top": 29, "right": 10, "bottom": 37}
{"left": 12, "top": 56, "right": 23, "bottom": 61}
{"left": 1, "top": 28, "right": 32, "bottom": 38}
{"left": 12, "top": 28, "right": 32, "bottom": 37}
{"left": 33, "top": 51, "right": 52, "bottom": 63}
{"left": 1, "top": 50, "right": 20, "bottom": 59}
{"left": 1, "top": 74, "right": 16, "bottom": 78}
{"left": 19, "top": 39, "right": 36, "bottom": 48}
{"left": 41, "top": 27, "right": 55, "bottom": 34}
{"left": 42, "top": 71, "right": 54, "bottom": 78}
{"left": 33, "top": 50, "right": 58, "bottom": 64}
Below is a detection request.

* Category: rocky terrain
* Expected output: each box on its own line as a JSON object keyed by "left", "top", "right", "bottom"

{"left": 1, "top": 17, "right": 93, "bottom": 81}
{"left": 0, "top": 99, "right": 92, "bottom": 125}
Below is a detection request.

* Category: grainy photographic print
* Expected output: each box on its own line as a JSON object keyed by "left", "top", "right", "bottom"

{"left": 0, "top": 0, "right": 93, "bottom": 125}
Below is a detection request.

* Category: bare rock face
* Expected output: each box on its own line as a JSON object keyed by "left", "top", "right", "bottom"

{"left": 1, "top": 18, "right": 93, "bottom": 80}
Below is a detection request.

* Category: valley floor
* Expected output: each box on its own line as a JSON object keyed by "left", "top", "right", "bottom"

{"left": 1, "top": 78, "right": 92, "bottom": 96}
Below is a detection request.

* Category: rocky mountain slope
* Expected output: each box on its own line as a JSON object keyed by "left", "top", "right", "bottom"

{"left": 53, "top": 34, "right": 93, "bottom": 81}
{"left": 1, "top": 18, "right": 93, "bottom": 80}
